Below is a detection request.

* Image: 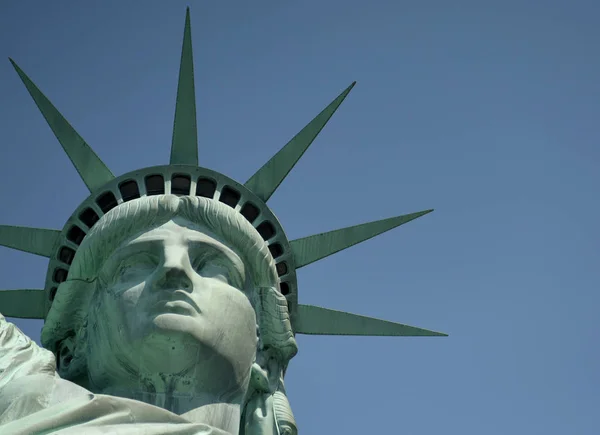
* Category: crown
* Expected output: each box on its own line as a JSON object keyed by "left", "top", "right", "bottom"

{"left": 0, "top": 9, "right": 446, "bottom": 339}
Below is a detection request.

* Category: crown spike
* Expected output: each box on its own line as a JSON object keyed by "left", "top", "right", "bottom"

{"left": 0, "top": 225, "right": 61, "bottom": 257}
{"left": 9, "top": 59, "right": 114, "bottom": 193}
{"left": 0, "top": 289, "right": 46, "bottom": 319}
{"left": 170, "top": 8, "right": 198, "bottom": 165}
{"left": 244, "top": 82, "right": 356, "bottom": 202}
{"left": 295, "top": 305, "right": 447, "bottom": 336}
{"left": 291, "top": 209, "right": 433, "bottom": 268}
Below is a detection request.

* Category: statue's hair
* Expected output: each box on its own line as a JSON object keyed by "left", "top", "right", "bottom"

{"left": 69, "top": 194, "right": 278, "bottom": 288}
{"left": 45, "top": 195, "right": 297, "bottom": 434}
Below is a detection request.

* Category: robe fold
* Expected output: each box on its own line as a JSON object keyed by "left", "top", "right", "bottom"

{"left": 0, "top": 314, "right": 229, "bottom": 435}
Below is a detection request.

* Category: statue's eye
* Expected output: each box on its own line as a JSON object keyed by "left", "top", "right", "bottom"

{"left": 202, "top": 265, "right": 232, "bottom": 286}
{"left": 194, "top": 257, "right": 234, "bottom": 286}
{"left": 118, "top": 252, "right": 157, "bottom": 280}
{"left": 192, "top": 251, "right": 218, "bottom": 272}
{"left": 192, "top": 250, "right": 244, "bottom": 289}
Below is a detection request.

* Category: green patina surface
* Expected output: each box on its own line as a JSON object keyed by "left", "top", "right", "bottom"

{"left": 9, "top": 59, "right": 115, "bottom": 192}
{"left": 0, "top": 8, "right": 446, "bottom": 435}
{"left": 244, "top": 82, "right": 355, "bottom": 202}
{"left": 171, "top": 9, "right": 199, "bottom": 166}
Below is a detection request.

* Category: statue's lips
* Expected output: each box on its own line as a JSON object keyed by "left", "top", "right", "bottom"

{"left": 150, "top": 290, "right": 201, "bottom": 315}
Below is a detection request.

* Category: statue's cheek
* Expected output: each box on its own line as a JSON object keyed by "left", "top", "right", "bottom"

{"left": 98, "top": 283, "right": 146, "bottom": 322}
{"left": 98, "top": 285, "right": 151, "bottom": 340}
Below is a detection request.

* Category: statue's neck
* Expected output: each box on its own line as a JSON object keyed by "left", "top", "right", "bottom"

{"left": 84, "top": 333, "right": 248, "bottom": 433}
{"left": 99, "top": 382, "right": 242, "bottom": 434}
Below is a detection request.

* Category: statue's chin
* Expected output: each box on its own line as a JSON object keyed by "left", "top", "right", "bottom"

{"left": 127, "top": 314, "right": 205, "bottom": 372}
{"left": 125, "top": 315, "right": 243, "bottom": 397}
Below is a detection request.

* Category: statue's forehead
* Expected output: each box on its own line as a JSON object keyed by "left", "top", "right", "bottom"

{"left": 127, "top": 217, "right": 210, "bottom": 242}
{"left": 116, "top": 218, "right": 243, "bottom": 263}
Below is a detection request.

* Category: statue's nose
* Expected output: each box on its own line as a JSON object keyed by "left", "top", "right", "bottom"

{"left": 155, "top": 256, "right": 193, "bottom": 292}
{"left": 152, "top": 245, "right": 194, "bottom": 291}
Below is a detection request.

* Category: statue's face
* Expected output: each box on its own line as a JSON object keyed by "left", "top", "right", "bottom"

{"left": 92, "top": 216, "right": 258, "bottom": 391}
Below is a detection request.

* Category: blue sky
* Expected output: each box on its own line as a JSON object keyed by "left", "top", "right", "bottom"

{"left": 0, "top": 1, "right": 598, "bottom": 434}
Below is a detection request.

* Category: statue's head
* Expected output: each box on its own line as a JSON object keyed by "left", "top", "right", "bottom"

{"left": 1, "top": 8, "right": 446, "bottom": 434}
{"left": 42, "top": 194, "right": 297, "bottom": 427}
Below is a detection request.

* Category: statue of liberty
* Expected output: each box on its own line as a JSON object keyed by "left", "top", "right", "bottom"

{"left": 0, "top": 9, "right": 446, "bottom": 435}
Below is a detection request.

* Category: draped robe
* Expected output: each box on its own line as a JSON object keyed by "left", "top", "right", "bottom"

{"left": 0, "top": 314, "right": 231, "bottom": 435}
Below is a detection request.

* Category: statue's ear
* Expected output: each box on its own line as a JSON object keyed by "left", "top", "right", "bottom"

{"left": 56, "top": 334, "right": 76, "bottom": 375}
{"left": 55, "top": 327, "right": 91, "bottom": 388}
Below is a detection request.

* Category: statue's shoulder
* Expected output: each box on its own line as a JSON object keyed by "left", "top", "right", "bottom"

{"left": 0, "top": 314, "right": 56, "bottom": 386}
{"left": 1, "top": 315, "right": 96, "bottom": 428}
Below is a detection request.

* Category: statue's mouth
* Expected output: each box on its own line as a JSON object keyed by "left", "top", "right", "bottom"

{"left": 151, "top": 290, "right": 201, "bottom": 315}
